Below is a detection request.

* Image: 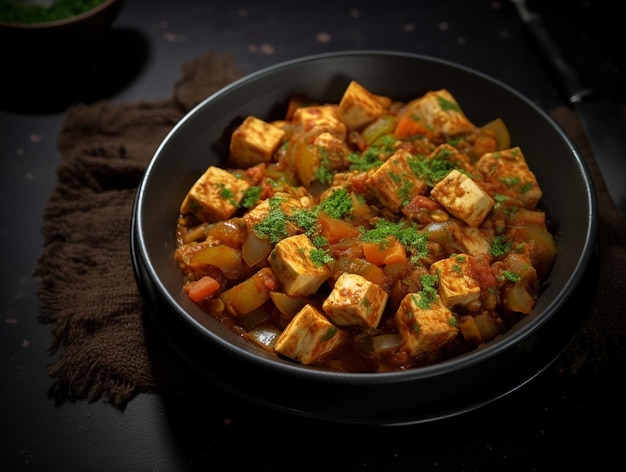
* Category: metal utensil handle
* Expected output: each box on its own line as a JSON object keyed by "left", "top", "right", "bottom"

{"left": 510, "top": 0, "right": 594, "bottom": 103}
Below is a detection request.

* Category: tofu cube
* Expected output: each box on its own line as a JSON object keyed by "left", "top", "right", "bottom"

{"left": 452, "top": 226, "right": 493, "bottom": 260}
{"left": 394, "top": 293, "right": 459, "bottom": 356}
{"left": 312, "top": 131, "right": 350, "bottom": 170}
{"left": 242, "top": 197, "right": 303, "bottom": 237}
{"left": 426, "top": 143, "right": 473, "bottom": 173}
{"left": 274, "top": 304, "right": 346, "bottom": 365}
{"left": 293, "top": 105, "right": 347, "bottom": 141}
{"left": 367, "top": 149, "right": 428, "bottom": 212}
{"left": 404, "top": 89, "right": 474, "bottom": 137}
{"left": 269, "top": 234, "right": 332, "bottom": 297}
{"left": 429, "top": 254, "right": 481, "bottom": 310}
{"left": 476, "top": 147, "right": 542, "bottom": 209}
{"left": 322, "top": 273, "right": 389, "bottom": 328}
{"left": 229, "top": 116, "right": 286, "bottom": 168}
{"left": 430, "top": 169, "right": 494, "bottom": 227}
{"left": 337, "top": 80, "right": 387, "bottom": 130}
{"left": 291, "top": 131, "right": 351, "bottom": 188}
{"left": 179, "top": 166, "right": 250, "bottom": 222}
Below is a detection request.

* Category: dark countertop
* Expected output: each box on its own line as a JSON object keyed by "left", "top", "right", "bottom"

{"left": 1, "top": 1, "right": 624, "bottom": 470}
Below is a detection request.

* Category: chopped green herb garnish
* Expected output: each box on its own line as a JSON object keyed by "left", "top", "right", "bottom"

{"left": 407, "top": 148, "right": 461, "bottom": 186}
{"left": 241, "top": 186, "right": 261, "bottom": 209}
{"left": 413, "top": 274, "right": 439, "bottom": 309}
{"left": 437, "top": 96, "right": 462, "bottom": 113}
{"left": 217, "top": 183, "right": 238, "bottom": 207}
{"left": 309, "top": 248, "right": 333, "bottom": 267}
{"left": 520, "top": 182, "right": 533, "bottom": 193}
{"left": 319, "top": 188, "right": 352, "bottom": 219}
{"left": 314, "top": 148, "right": 335, "bottom": 184}
{"left": 348, "top": 149, "right": 383, "bottom": 171}
{"left": 314, "top": 165, "right": 335, "bottom": 185}
{"left": 253, "top": 196, "right": 289, "bottom": 243}
{"left": 490, "top": 234, "right": 512, "bottom": 257}
{"left": 499, "top": 176, "right": 521, "bottom": 187}
{"left": 502, "top": 270, "right": 521, "bottom": 282}
{"left": 292, "top": 208, "right": 318, "bottom": 235}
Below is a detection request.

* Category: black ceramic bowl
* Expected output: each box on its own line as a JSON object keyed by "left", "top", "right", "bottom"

{"left": 132, "top": 51, "right": 597, "bottom": 425}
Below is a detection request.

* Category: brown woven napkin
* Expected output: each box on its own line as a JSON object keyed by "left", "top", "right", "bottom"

{"left": 36, "top": 51, "right": 242, "bottom": 406}
{"left": 35, "top": 52, "right": 626, "bottom": 408}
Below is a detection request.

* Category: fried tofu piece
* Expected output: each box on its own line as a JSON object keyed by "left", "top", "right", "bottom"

{"left": 291, "top": 130, "right": 351, "bottom": 188}
{"left": 367, "top": 149, "right": 428, "bottom": 212}
{"left": 451, "top": 226, "right": 493, "bottom": 260}
{"left": 394, "top": 293, "right": 459, "bottom": 357}
{"left": 292, "top": 105, "right": 347, "bottom": 141}
{"left": 337, "top": 80, "right": 387, "bottom": 130}
{"left": 312, "top": 131, "right": 351, "bottom": 170}
{"left": 476, "top": 146, "right": 542, "bottom": 209}
{"left": 242, "top": 196, "right": 303, "bottom": 237}
{"left": 430, "top": 169, "right": 494, "bottom": 227}
{"left": 322, "top": 273, "right": 389, "bottom": 328}
{"left": 425, "top": 143, "right": 474, "bottom": 174}
{"left": 405, "top": 89, "right": 474, "bottom": 137}
{"left": 179, "top": 166, "right": 251, "bottom": 222}
{"left": 429, "top": 254, "right": 482, "bottom": 310}
{"left": 229, "top": 116, "right": 286, "bottom": 168}
{"left": 274, "top": 304, "right": 346, "bottom": 365}
{"left": 269, "top": 234, "right": 332, "bottom": 297}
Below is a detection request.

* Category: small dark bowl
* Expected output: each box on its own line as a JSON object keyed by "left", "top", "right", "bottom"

{"left": 0, "top": 0, "right": 124, "bottom": 47}
{"left": 1, "top": 0, "right": 126, "bottom": 113}
{"left": 132, "top": 51, "right": 597, "bottom": 425}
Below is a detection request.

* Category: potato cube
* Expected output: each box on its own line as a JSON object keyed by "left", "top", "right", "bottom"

{"left": 429, "top": 254, "right": 481, "bottom": 310}
{"left": 367, "top": 149, "right": 428, "bottom": 212}
{"left": 274, "top": 304, "right": 346, "bottom": 365}
{"left": 337, "top": 80, "right": 387, "bottom": 130}
{"left": 394, "top": 293, "right": 459, "bottom": 356}
{"left": 476, "top": 146, "right": 542, "bottom": 209}
{"left": 179, "top": 166, "right": 250, "bottom": 222}
{"left": 430, "top": 169, "right": 494, "bottom": 227}
{"left": 269, "top": 234, "right": 332, "bottom": 297}
{"left": 229, "top": 115, "right": 285, "bottom": 168}
{"left": 404, "top": 89, "right": 474, "bottom": 137}
{"left": 322, "top": 273, "right": 388, "bottom": 328}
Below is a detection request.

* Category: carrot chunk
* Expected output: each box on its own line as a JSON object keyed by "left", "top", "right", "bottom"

{"left": 185, "top": 275, "right": 220, "bottom": 302}
{"left": 362, "top": 236, "right": 406, "bottom": 266}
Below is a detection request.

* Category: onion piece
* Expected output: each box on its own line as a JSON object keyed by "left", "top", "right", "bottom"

{"left": 371, "top": 333, "right": 402, "bottom": 353}
{"left": 241, "top": 231, "right": 272, "bottom": 267}
{"left": 269, "top": 291, "right": 310, "bottom": 317}
{"left": 247, "top": 322, "right": 282, "bottom": 351}
{"left": 354, "top": 330, "right": 402, "bottom": 356}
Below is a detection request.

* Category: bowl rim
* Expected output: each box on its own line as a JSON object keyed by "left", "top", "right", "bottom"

{"left": 134, "top": 49, "right": 598, "bottom": 385}
{"left": 0, "top": 0, "right": 122, "bottom": 29}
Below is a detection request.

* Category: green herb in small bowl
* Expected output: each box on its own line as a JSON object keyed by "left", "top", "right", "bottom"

{"left": 0, "top": 0, "right": 105, "bottom": 24}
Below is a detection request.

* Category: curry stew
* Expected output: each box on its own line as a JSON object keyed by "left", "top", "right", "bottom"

{"left": 174, "top": 81, "right": 557, "bottom": 373}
